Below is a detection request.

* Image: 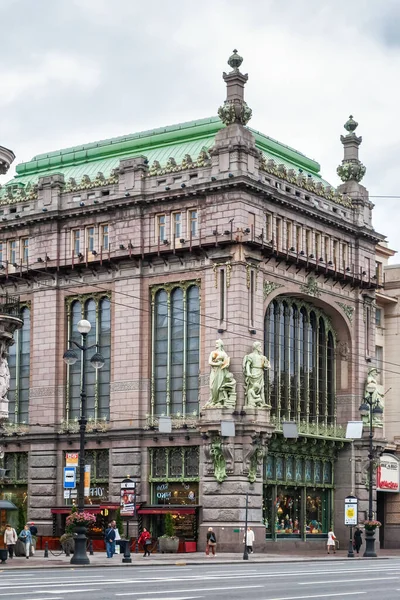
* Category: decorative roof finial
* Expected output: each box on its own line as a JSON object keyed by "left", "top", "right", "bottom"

{"left": 218, "top": 50, "right": 252, "bottom": 126}
{"left": 337, "top": 114, "right": 366, "bottom": 183}
{"left": 227, "top": 49, "right": 243, "bottom": 72}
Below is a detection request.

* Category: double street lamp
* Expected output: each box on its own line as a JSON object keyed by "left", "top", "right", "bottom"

{"left": 63, "top": 319, "right": 105, "bottom": 565}
{"left": 359, "top": 380, "right": 383, "bottom": 558}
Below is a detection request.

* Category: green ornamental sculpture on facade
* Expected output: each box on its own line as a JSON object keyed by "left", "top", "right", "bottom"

{"left": 206, "top": 339, "right": 237, "bottom": 408}
{"left": 363, "top": 367, "right": 384, "bottom": 428}
{"left": 243, "top": 341, "right": 271, "bottom": 408}
{"left": 210, "top": 437, "right": 227, "bottom": 483}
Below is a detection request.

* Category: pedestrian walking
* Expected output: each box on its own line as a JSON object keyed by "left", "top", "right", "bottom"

{"left": 19, "top": 524, "right": 32, "bottom": 559}
{"left": 353, "top": 527, "right": 363, "bottom": 555}
{"left": 28, "top": 522, "right": 37, "bottom": 555}
{"left": 243, "top": 526, "right": 255, "bottom": 554}
{"left": 111, "top": 520, "right": 121, "bottom": 554}
{"left": 138, "top": 528, "right": 152, "bottom": 557}
{"left": 327, "top": 527, "right": 337, "bottom": 554}
{"left": 3, "top": 524, "right": 17, "bottom": 558}
{"left": 104, "top": 522, "right": 116, "bottom": 558}
{"left": 206, "top": 527, "right": 217, "bottom": 557}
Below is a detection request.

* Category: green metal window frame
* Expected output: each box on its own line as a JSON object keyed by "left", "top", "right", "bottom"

{"left": 8, "top": 305, "right": 30, "bottom": 424}
{"left": 150, "top": 281, "right": 200, "bottom": 417}
{"left": 65, "top": 449, "right": 109, "bottom": 484}
{"left": 265, "top": 298, "right": 336, "bottom": 427}
{"left": 2, "top": 452, "right": 28, "bottom": 484}
{"left": 149, "top": 446, "right": 200, "bottom": 482}
{"left": 65, "top": 292, "right": 111, "bottom": 422}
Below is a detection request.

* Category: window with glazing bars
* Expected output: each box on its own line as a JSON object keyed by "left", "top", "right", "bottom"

{"left": 66, "top": 294, "right": 111, "bottom": 421}
{"left": 265, "top": 298, "right": 336, "bottom": 426}
{"left": 8, "top": 307, "right": 30, "bottom": 423}
{"left": 151, "top": 283, "right": 200, "bottom": 416}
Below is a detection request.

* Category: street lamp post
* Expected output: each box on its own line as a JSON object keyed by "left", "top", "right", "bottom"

{"left": 63, "top": 319, "right": 105, "bottom": 565}
{"left": 359, "top": 381, "right": 383, "bottom": 558}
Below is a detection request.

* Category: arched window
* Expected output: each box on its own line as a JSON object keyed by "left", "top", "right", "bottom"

{"left": 152, "top": 282, "right": 200, "bottom": 416}
{"left": 66, "top": 294, "right": 111, "bottom": 421}
{"left": 265, "top": 298, "right": 336, "bottom": 425}
{"left": 8, "top": 306, "right": 31, "bottom": 423}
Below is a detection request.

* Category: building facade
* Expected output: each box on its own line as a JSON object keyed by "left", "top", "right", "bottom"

{"left": 0, "top": 51, "right": 386, "bottom": 550}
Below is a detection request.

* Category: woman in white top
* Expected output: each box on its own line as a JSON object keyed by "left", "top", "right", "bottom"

{"left": 244, "top": 527, "right": 255, "bottom": 554}
{"left": 327, "top": 528, "right": 337, "bottom": 554}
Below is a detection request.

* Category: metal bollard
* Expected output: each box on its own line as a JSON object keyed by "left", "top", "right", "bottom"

{"left": 44, "top": 542, "right": 49, "bottom": 558}
{"left": 89, "top": 539, "right": 94, "bottom": 556}
{"left": 122, "top": 538, "right": 132, "bottom": 564}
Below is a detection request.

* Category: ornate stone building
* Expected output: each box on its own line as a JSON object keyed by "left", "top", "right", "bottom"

{"left": 0, "top": 51, "right": 386, "bottom": 550}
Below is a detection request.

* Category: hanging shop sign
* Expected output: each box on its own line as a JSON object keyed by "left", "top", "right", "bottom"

{"left": 120, "top": 478, "right": 136, "bottom": 516}
{"left": 344, "top": 495, "right": 358, "bottom": 526}
{"left": 84, "top": 465, "right": 91, "bottom": 497}
{"left": 66, "top": 453, "right": 79, "bottom": 467}
{"left": 377, "top": 455, "right": 399, "bottom": 492}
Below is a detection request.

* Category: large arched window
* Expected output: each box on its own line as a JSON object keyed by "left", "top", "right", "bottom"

{"left": 8, "top": 306, "right": 31, "bottom": 423}
{"left": 151, "top": 282, "right": 200, "bottom": 416}
{"left": 265, "top": 298, "right": 336, "bottom": 425}
{"left": 66, "top": 294, "right": 111, "bottom": 421}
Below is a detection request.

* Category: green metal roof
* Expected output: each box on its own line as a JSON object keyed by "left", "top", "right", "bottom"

{"left": 3, "top": 116, "right": 327, "bottom": 191}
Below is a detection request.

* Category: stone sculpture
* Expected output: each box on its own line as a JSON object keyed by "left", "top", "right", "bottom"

{"left": 243, "top": 341, "right": 270, "bottom": 407}
{"left": 363, "top": 367, "right": 384, "bottom": 427}
{"left": 0, "top": 343, "right": 11, "bottom": 421}
{"left": 206, "top": 339, "right": 237, "bottom": 408}
{"left": 210, "top": 437, "right": 227, "bottom": 483}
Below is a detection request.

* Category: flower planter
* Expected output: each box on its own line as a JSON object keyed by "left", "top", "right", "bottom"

{"left": 158, "top": 537, "right": 179, "bottom": 553}
{"left": 363, "top": 528, "right": 377, "bottom": 557}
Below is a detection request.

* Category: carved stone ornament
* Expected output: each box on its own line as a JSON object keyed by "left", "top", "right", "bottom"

{"left": 336, "top": 341, "right": 350, "bottom": 361}
{"left": 218, "top": 101, "right": 252, "bottom": 126}
{"left": 263, "top": 280, "right": 282, "bottom": 300}
{"left": 243, "top": 442, "right": 265, "bottom": 483}
{"left": 336, "top": 302, "right": 354, "bottom": 322}
{"left": 243, "top": 341, "right": 270, "bottom": 408}
{"left": 209, "top": 437, "right": 228, "bottom": 483}
{"left": 300, "top": 276, "right": 321, "bottom": 298}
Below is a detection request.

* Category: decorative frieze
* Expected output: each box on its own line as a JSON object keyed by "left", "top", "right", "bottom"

{"left": 300, "top": 276, "right": 321, "bottom": 298}
{"left": 336, "top": 302, "right": 354, "bottom": 322}
{"left": 263, "top": 280, "right": 283, "bottom": 300}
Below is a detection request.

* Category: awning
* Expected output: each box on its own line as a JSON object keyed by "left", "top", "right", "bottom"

{"left": 138, "top": 507, "right": 196, "bottom": 515}
{"left": 0, "top": 500, "right": 17, "bottom": 510}
{"left": 51, "top": 503, "right": 134, "bottom": 515}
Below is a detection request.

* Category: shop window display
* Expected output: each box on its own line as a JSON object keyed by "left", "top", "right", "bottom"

{"left": 275, "top": 488, "right": 301, "bottom": 534}
{"left": 306, "top": 490, "right": 329, "bottom": 534}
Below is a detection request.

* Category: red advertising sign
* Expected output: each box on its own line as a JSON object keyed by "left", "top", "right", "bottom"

{"left": 120, "top": 479, "right": 136, "bottom": 516}
{"left": 377, "top": 455, "right": 399, "bottom": 492}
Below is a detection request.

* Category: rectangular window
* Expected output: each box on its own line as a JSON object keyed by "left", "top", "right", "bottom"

{"left": 0, "top": 242, "right": 3, "bottom": 267}
{"left": 296, "top": 226, "right": 302, "bottom": 252}
{"left": 172, "top": 212, "right": 182, "bottom": 239}
{"left": 266, "top": 213, "right": 272, "bottom": 241}
{"left": 9, "top": 240, "right": 16, "bottom": 265}
{"left": 249, "top": 269, "right": 255, "bottom": 328}
{"left": 275, "top": 218, "right": 282, "bottom": 249}
{"left": 156, "top": 214, "right": 166, "bottom": 243}
{"left": 305, "top": 230, "right": 312, "bottom": 256}
{"left": 315, "top": 233, "right": 321, "bottom": 259}
{"left": 8, "top": 307, "right": 31, "bottom": 423}
{"left": 72, "top": 230, "right": 80, "bottom": 255}
{"left": 100, "top": 224, "right": 109, "bottom": 251}
{"left": 376, "top": 261, "right": 383, "bottom": 284}
{"left": 188, "top": 209, "right": 198, "bottom": 238}
{"left": 324, "top": 237, "right": 330, "bottom": 263}
{"left": 220, "top": 269, "right": 226, "bottom": 324}
{"left": 21, "top": 238, "right": 29, "bottom": 262}
{"left": 86, "top": 226, "right": 95, "bottom": 252}
{"left": 333, "top": 240, "right": 339, "bottom": 267}
{"left": 375, "top": 307, "right": 382, "bottom": 327}
{"left": 342, "top": 243, "right": 349, "bottom": 269}
{"left": 286, "top": 221, "right": 293, "bottom": 250}
{"left": 375, "top": 345, "right": 383, "bottom": 383}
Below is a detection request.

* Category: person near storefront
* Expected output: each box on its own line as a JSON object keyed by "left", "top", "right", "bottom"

{"left": 4, "top": 524, "right": 17, "bottom": 558}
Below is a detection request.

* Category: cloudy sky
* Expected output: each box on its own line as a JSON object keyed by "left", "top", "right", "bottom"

{"left": 1, "top": 0, "right": 399, "bottom": 254}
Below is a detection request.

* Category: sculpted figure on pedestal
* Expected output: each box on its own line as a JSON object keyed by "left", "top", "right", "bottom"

{"left": 243, "top": 341, "right": 270, "bottom": 407}
{"left": 206, "top": 339, "right": 237, "bottom": 408}
{"left": 0, "top": 342, "right": 11, "bottom": 421}
{"left": 363, "top": 367, "right": 384, "bottom": 427}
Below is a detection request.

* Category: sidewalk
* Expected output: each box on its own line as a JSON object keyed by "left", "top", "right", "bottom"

{"left": 1, "top": 549, "right": 399, "bottom": 570}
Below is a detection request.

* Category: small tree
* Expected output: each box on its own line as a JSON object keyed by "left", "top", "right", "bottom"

{"left": 164, "top": 512, "right": 176, "bottom": 538}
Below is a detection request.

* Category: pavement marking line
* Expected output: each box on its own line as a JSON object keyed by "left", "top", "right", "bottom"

{"left": 298, "top": 576, "right": 400, "bottom": 585}
{"left": 263, "top": 593, "right": 366, "bottom": 600}
{"left": 116, "top": 585, "right": 264, "bottom": 596}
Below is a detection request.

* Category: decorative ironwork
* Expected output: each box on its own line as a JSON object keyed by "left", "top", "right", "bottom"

{"left": 149, "top": 446, "right": 199, "bottom": 482}
{"left": 0, "top": 295, "right": 20, "bottom": 318}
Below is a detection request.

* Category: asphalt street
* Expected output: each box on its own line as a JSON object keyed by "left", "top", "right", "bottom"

{"left": 1, "top": 559, "right": 400, "bottom": 600}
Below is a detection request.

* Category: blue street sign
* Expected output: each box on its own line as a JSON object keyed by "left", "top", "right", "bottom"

{"left": 64, "top": 466, "right": 76, "bottom": 489}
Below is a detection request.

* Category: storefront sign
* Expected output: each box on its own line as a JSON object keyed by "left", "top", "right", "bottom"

{"left": 344, "top": 495, "right": 358, "bottom": 526}
{"left": 153, "top": 482, "right": 198, "bottom": 505}
{"left": 66, "top": 453, "right": 79, "bottom": 467}
{"left": 377, "top": 455, "right": 399, "bottom": 492}
{"left": 64, "top": 467, "right": 76, "bottom": 489}
{"left": 120, "top": 478, "right": 136, "bottom": 516}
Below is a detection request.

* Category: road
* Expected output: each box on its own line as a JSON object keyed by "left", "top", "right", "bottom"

{"left": 1, "top": 559, "right": 400, "bottom": 600}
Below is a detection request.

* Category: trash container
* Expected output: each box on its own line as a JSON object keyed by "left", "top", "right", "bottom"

{"left": 0, "top": 549, "right": 8, "bottom": 563}
{"left": 118, "top": 539, "right": 127, "bottom": 555}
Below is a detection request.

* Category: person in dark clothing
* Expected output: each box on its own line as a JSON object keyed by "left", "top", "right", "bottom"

{"left": 206, "top": 527, "right": 217, "bottom": 556}
{"left": 28, "top": 522, "right": 38, "bottom": 537}
{"left": 354, "top": 527, "right": 363, "bottom": 555}
{"left": 104, "top": 523, "right": 116, "bottom": 558}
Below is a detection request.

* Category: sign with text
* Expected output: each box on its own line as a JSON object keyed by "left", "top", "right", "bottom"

{"left": 66, "top": 453, "right": 79, "bottom": 467}
{"left": 377, "top": 455, "right": 400, "bottom": 492}
{"left": 64, "top": 467, "right": 76, "bottom": 489}
{"left": 120, "top": 478, "right": 136, "bottom": 516}
{"left": 344, "top": 495, "right": 358, "bottom": 526}
{"left": 84, "top": 465, "right": 91, "bottom": 497}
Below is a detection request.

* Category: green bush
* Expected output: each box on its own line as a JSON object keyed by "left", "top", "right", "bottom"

{"left": 164, "top": 513, "right": 176, "bottom": 538}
